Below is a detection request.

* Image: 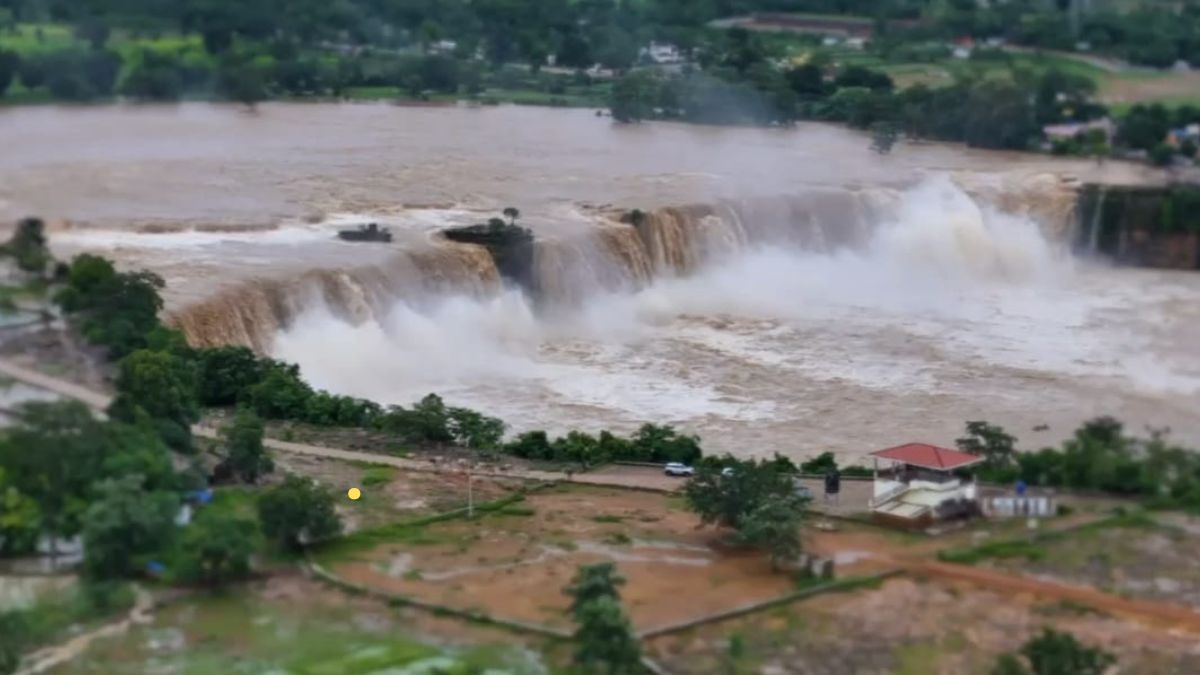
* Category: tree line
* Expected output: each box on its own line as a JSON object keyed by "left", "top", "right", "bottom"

{"left": 957, "top": 418, "right": 1200, "bottom": 511}
{"left": 610, "top": 31, "right": 1200, "bottom": 160}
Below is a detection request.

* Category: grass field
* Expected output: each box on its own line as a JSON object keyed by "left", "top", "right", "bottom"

{"left": 47, "top": 576, "right": 554, "bottom": 675}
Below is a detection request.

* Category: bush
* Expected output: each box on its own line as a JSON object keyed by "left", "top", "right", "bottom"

{"left": 257, "top": 476, "right": 341, "bottom": 551}
{"left": 246, "top": 363, "right": 314, "bottom": 420}
{"left": 194, "top": 346, "right": 263, "bottom": 407}
{"left": 55, "top": 254, "right": 165, "bottom": 358}
{"left": 222, "top": 408, "right": 272, "bottom": 483}
{"left": 175, "top": 510, "right": 257, "bottom": 586}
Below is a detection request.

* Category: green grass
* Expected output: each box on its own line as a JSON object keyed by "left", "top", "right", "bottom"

{"left": 3, "top": 582, "right": 135, "bottom": 660}
{"left": 591, "top": 514, "right": 625, "bottom": 523}
{"left": 894, "top": 641, "right": 942, "bottom": 675}
{"left": 47, "top": 587, "right": 548, "bottom": 675}
{"left": 939, "top": 539, "right": 1047, "bottom": 564}
{"left": 0, "top": 23, "right": 81, "bottom": 54}
{"left": 1109, "top": 94, "right": 1200, "bottom": 116}
{"left": 343, "top": 85, "right": 404, "bottom": 100}
{"left": 938, "top": 511, "right": 1157, "bottom": 564}
{"left": 314, "top": 493, "right": 528, "bottom": 563}
{"left": 360, "top": 465, "right": 397, "bottom": 487}
{"left": 0, "top": 22, "right": 204, "bottom": 59}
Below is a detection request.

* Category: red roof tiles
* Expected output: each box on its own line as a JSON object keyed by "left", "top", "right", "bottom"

{"left": 870, "top": 443, "right": 982, "bottom": 471}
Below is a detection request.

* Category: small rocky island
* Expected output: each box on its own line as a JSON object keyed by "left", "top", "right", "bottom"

{"left": 442, "top": 208, "right": 535, "bottom": 288}
{"left": 337, "top": 222, "right": 393, "bottom": 243}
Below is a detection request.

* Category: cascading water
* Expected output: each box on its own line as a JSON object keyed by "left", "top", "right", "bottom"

{"left": 253, "top": 174, "right": 1200, "bottom": 463}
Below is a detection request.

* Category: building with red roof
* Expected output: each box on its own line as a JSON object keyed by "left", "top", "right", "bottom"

{"left": 867, "top": 443, "right": 982, "bottom": 527}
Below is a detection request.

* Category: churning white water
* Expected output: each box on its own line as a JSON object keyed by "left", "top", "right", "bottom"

{"left": 10, "top": 104, "right": 1192, "bottom": 460}
{"left": 273, "top": 177, "right": 1200, "bottom": 460}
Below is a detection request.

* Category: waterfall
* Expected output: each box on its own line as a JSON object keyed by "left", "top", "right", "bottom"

{"left": 167, "top": 176, "right": 1079, "bottom": 352}
{"left": 1087, "top": 185, "right": 1107, "bottom": 254}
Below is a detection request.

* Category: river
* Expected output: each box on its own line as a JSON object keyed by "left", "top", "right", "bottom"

{"left": 1, "top": 102, "right": 1195, "bottom": 460}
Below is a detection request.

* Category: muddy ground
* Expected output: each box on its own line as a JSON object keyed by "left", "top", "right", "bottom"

{"left": 330, "top": 483, "right": 799, "bottom": 633}
{"left": 987, "top": 513, "right": 1200, "bottom": 611}
{"left": 648, "top": 576, "right": 1200, "bottom": 675}
{"left": 268, "top": 451, "right": 533, "bottom": 532}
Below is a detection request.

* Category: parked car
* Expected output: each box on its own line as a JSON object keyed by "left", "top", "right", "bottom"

{"left": 664, "top": 462, "right": 695, "bottom": 477}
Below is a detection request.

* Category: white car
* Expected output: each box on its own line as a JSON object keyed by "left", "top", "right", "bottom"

{"left": 664, "top": 462, "right": 695, "bottom": 477}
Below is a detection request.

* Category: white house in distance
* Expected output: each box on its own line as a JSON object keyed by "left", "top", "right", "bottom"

{"left": 868, "top": 443, "right": 982, "bottom": 527}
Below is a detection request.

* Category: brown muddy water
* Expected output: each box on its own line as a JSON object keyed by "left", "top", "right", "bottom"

{"left": 1, "top": 102, "right": 1196, "bottom": 460}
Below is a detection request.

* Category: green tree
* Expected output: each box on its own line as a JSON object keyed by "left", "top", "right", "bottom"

{"left": 217, "top": 54, "right": 269, "bottom": 107}
{"left": 957, "top": 421, "right": 1018, "bottom": 474}
{"left": 736, "top": 494, "right": 805, "bottom": 570}
{"left": 963, "top": 78, "right": 1038, "bottom": 150}
{"left": 109, "top": 348, "right": 199, "bottom": 450}
{"left": 2, "top": 217, "right": 50, "bottom": 273}
{"left": 257, "top": 476, "right": 341, "bottom": 550}
{"left": 0, "top": 401, "right": 109, "bottom": 549}
{"left": 447, "top": 407, "right": 506, "bottom": 449}
{"left": 1118, "top": 104, "right": 1171, "bottom": 152}
{"left": 564, "top": 563, "right": 641, "bottom": 674}
{"left": 609, "top": 70, "right": 659, "bottom": 123}
{"left": 119, "top": 49, "right": 184, "bottom": 101}
{"left": 81, "top": 475, "right": 179, "bottom": 580}
{"left": 991, "top": 628, "right": 1116, "bottom": 675}
{"left": 1150, "top": 142, "right": 1175, "bottom": 167}
{"left": 175, "top": 510, "right": 257, "bottom": 586}
{"left": 74, "top": 17, "right": 111, "bottom": 50}
{"left": 375, "top": 393, "right": 454, "bottom": 443}
{"left": 0, "top": 610, "right": 27, "bottom": 674}
{"left": 684, "top": 456, "right": 797, "bottom": 529}
{"left": 630, "top": 423, "right": 701, "bottom": 464}
{"left": 870, "top": 121, "right": 899, "bottom": 155}
{"left": 0, "top": 49, "right": 17, "bottom": 97}
{"left": 246, "top": 362, "right": 314, "bottom": 420}
{"left": 194, "top": 345, "right": 264, "bottom": 406}
{"left": 223, "top": 408, "right": 273, "bottom": 483}
{"left": 0, "top": 467, "right": 40, "bottom": 557}
{"left": 55, "top": 254, "right": 166, "bottom": 357}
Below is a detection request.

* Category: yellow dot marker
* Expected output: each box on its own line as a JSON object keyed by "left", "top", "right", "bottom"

{"left": 347, "top": 487, "right": 362, "bottom": 501}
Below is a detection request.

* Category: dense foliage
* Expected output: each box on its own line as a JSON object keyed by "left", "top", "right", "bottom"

{"left": 221, "top": 407, "right": 273, "bottom": 483}
{"left": 0, "top": 401, "right": 176, "bottom": 551}
{"left": 256, "top": 475, "right": 342, "bottom": 551}
{"left": 55, "top": 254, "right": 166, "bottom": 357}
{"left": 0, "top": 217, "right": 50, "bottom": 273}
{"left": 960, "top": 418, "right": 1200, "bottom": 510}
{"left": 685, "top": 456, "right": 809, "bottom": 567}
{"left": 564, "top": 562, "right": 642, "bottom": 674}
{"left": 1, "top": 1, "right": 1194, "bottom": 163}
{"left": 175, "top": 509, "right": 257, "bottom": 586}
{"left": 108, "top": 347, "right": 200, "bottom": 451}
{"left": 991, "top": 628, "right": 1116, "bottom": 675}
{"left": 80, "top": 474, "right": 179, "bottom": 580}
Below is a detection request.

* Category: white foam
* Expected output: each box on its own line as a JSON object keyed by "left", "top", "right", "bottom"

{"left": 272, "top": 176, "right": 1200, "bottom": 448}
